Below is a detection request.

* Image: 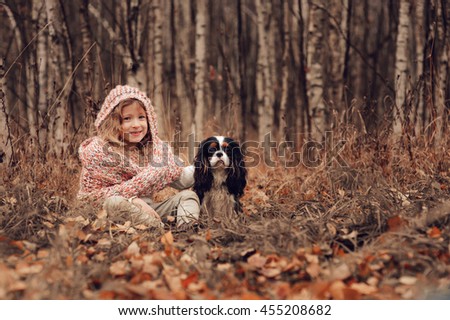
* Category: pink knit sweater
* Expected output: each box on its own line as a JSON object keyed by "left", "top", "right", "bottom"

{"left": 77, "top": 85, "right": 182, "bottom": 204}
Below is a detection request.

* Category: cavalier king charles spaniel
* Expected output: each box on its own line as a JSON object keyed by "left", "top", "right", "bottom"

{"left": 193, "top": 136, "right": 247, "bottom": 220}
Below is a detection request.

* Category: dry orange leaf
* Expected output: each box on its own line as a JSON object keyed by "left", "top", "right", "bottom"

{"left": 350, "top": 282, "right": 378, "bottom": 295}
{"left": 427, "top": 226, "right": 441, "bottom": 238}
{"left": 260, "top": 267, "right": 282, "bottom": 278}
{"left": 161, "top": 231, "right": 174, "bottom": 246}
{"left": 329, "top": 280, "right": 347, "bottom": 300}
{"left": 110, "top": 260, "right": 129, "bottom": 276}
{"left": 247, "top": 253, "right": 267, "bottom": 269}
{"left": 306, "top": 262, "right": 321, "bottom": 278}
{"left": 387, "top": 216, "right": 406, "bottom": 231}
{"left": 181, "top": 272, "right": 199, "bottom": 289}
{"left": 205, "top": 229, "right": 212, "bottom": 241}
{"left": 125, "top": 241, "right": 141, "bottom": 258}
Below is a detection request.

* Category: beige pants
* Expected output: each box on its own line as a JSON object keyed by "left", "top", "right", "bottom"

{"left": 103, "top": 190, "right": 200, "bottom": 228}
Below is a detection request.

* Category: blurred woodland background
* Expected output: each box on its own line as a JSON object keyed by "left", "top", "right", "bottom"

{"left": 1, "top": 0, "right": 449, "bottom": 164}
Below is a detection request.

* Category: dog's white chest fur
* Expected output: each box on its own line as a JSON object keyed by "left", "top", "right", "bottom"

{"left": 201, "top": 169, "right": 236, "bottom": 219}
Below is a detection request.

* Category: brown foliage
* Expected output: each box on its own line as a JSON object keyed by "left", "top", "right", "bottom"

{"left": 0, "top": 133, "right": 449, "bottom": 299}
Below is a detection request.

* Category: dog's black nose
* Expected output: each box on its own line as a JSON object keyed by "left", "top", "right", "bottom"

{"left": 216, "top": 152, "right": 223, "bottom": 158}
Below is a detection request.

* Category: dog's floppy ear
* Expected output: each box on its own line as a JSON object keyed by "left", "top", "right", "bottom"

{"left": 226, "top": 139, "right": 247, "bottom": 199}
{"left": 193, "top": 138, "right": 213, "bottom": 203}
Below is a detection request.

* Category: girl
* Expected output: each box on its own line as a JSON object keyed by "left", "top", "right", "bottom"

{"left": 78, "top": 85, "right": 199, "bottom": 230}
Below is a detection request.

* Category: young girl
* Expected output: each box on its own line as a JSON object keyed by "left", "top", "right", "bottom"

{"left": 77, "top": 85, "right": 199, "bottom": 230}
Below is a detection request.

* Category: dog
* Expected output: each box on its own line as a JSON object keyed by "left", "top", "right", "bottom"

{"left": 193, "top": 136, "right": 247, "bottom": 220}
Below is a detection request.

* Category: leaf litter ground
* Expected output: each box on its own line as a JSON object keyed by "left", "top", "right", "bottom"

{"left": 0, "top": 152, "right": 449, "bottom": 299}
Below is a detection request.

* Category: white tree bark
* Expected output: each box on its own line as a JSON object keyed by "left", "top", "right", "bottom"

{"left": 32, "top": 0, "right": 50, "bottom": 155}
{"left": 279, "top": 0, "right": 290, "bottom": 141}
{"left": 174, "top": 0, "right": 194, "bottom": 139}
{"left": 328, "top": 0, "right": 348, "bottom": 110}
{"left": 393, "top": 0, "right": 410, "bottom": 136}
{"left": 256, "top": 0, "right": 273, "bottom": 141}
{"left": 435, "top": 0, "right": 448, "bottom": 142}
{"left": 45, "top": 0, "right": 74, "bottom": 157}
{"left": 0, "top": 57, "right": 12, "bottom": 166}
{"left": 88, "top": 3, "right": 142, "bottom": 88}
{"left": 152, "top": 0, "right": 166, "bottom": 139}
{"left": 194, "top": 0, "right": 208, "bottom": 139}
{"left": 306, "top": 0, "right": 326, "bottom": 138}
{"left": 413, "top": 0, "right": 425, "bottom": 133}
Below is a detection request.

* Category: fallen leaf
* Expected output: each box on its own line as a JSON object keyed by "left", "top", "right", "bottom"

{"left": 15, "top": 262, "right": 44, "bottom": 276}
{"left": 97, "top": 238, "right": 112, "bottom": 248}
{"left": 205, "top": 229, "right": 212, "bottom": 241}
{"left": 350, "top": 282, "right": 378, "bottom": 295}
{"left": 260, "top": 267, "right": 282, "bottom": 278}
{"left": 216, "top": 263, "right": 232, "bottom": 272}
{"left": 161, "top": 231, "right": 174, "bottom": 246}
{"left": 330, "top": 263, "right": 352, "bottom": 280}
{"left": 329, "top": 280, "right": 346, "bottom": 300}
{"left": 387, "top": 216, "right": 406, "bottom": 231}
{"left": 181, "top": 272, "right": 199, "bottom": 289}
{"left": 247, "top": 253, "right": 267, "bottom": 269}
{"left": 125, "top": 241, "right": 140, "bottom": 258}
{"left": 427, "top": 226, "right": 441, "bottom": 239}
{"left": 110, "top": 260, "right": 129, "bottom": 276}
{"left": 306, "top": 262, "right": 321, "bottom": 278}
{"left": 399, "top": 276, "right": 417, "bottom": 285}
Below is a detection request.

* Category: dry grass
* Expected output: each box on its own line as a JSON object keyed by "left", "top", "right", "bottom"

{"left": 0, "top": 129, "right": 449, "bottom": 299}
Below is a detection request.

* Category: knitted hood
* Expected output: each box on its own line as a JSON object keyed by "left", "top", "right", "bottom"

{"left": 94, "top": 85, "right": 159, "bottom": 138}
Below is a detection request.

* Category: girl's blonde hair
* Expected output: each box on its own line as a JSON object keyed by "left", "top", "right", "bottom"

{"left": 97, "top": 98, "right": 152, "bottom": 148}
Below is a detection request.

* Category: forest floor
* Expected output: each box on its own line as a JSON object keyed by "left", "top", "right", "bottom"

{"left": 0, "top": 135, "right": 449, "bottom": 299}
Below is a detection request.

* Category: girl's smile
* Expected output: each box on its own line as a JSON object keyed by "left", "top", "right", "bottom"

{"left": 120, "top": 101, "right": 148, "bottom": 144}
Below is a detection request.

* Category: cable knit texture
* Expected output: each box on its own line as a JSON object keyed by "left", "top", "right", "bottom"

{"left": 78, "top": 85, "right": 183, "bottom": 205}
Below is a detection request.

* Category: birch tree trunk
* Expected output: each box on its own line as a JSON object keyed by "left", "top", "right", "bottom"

{"left": 279, "top": 0, "right": 290, "bottom": 142}
{"left": 328, "top": 0, "right": 348, "bottom": 113}
{"left": 296, "top": 0, "right": 311, "bottom": 137}
{"left": 435, "top": 0, "right": 448, "bottom": 142}
{"left": 393, "top": 0, "right": 410, "bottom": 136}
{"left": 306, "top": 0, "right": 326, "bottom": 138}
{"left": 413, "top": 0, "right": 425, "bottom": 134}
{"left": 45, "top": 0, "right": 74, "bottom": 157}
{"left": 36, "top": 0, "right": 49, "bottom": 155}
{"left": 194, "top": 0, "right": 207, "bottom": 139}
{"left": 256, "top": 0, "right": 273, "bottom": 142}
{"left": 0, "top": 57, "right": 12, "bottom": 166}
{"left": 152, "top": 0, "right": 167, "bottom": 139}
{"left": 4, "top": 4, "right": 28, "bottom": 136}
{"left": 26, "top": 2, "right": 39, "bottom": 150}
{"left": 174, "top": 0, "right": 194, "bottom": 139}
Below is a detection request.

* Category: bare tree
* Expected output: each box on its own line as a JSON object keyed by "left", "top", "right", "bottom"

{"left": 412, "top": 0, "right": 425, "bottom": 134}
{"left": 0, "top": 57, "right": 12, "bottom": 166}
{"left": 174, "top": 0, "right": 194, "bottom": 139}
{"left": 435, "top": 0, "right": 448, "bottom": 142}
{"left": 279, "top": 0, "right": 290, "bottom": 142}
{"left": 194, "top": 0, "right": 208, "bottom": 139}
{"left": 393, "top": 0, "right": 410, "bottom": 136}
{"left": 152, "top": 0, "right": 166, "bottom": 138}
{"left": 307, "top": 0, "right": 326, "bottom": 138}
{"left": 256, "top": 0, "right": 273, "bottom": 142}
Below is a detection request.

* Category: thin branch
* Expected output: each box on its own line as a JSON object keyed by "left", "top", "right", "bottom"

{"left": 46, "top": 42, "right": 97, "bottom": 116}
{"left": 4, "top": 23, "right": 51, "bottom": 78}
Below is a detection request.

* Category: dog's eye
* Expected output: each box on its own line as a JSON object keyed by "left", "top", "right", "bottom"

{"left": 208, "top": 147, "right": 217, "bottom": 153}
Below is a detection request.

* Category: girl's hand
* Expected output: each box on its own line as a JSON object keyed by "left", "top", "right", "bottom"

{"left": 131, "top": 197, "right": 161, "bottom": 221}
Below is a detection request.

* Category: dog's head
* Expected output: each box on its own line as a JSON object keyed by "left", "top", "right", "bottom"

{"left": 193, "top": 136, "right": 247, "bottom": 202}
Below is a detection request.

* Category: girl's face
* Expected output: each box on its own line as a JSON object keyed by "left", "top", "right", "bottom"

{"left": 120, "top": 101, "right": 148, "bottom": 144}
